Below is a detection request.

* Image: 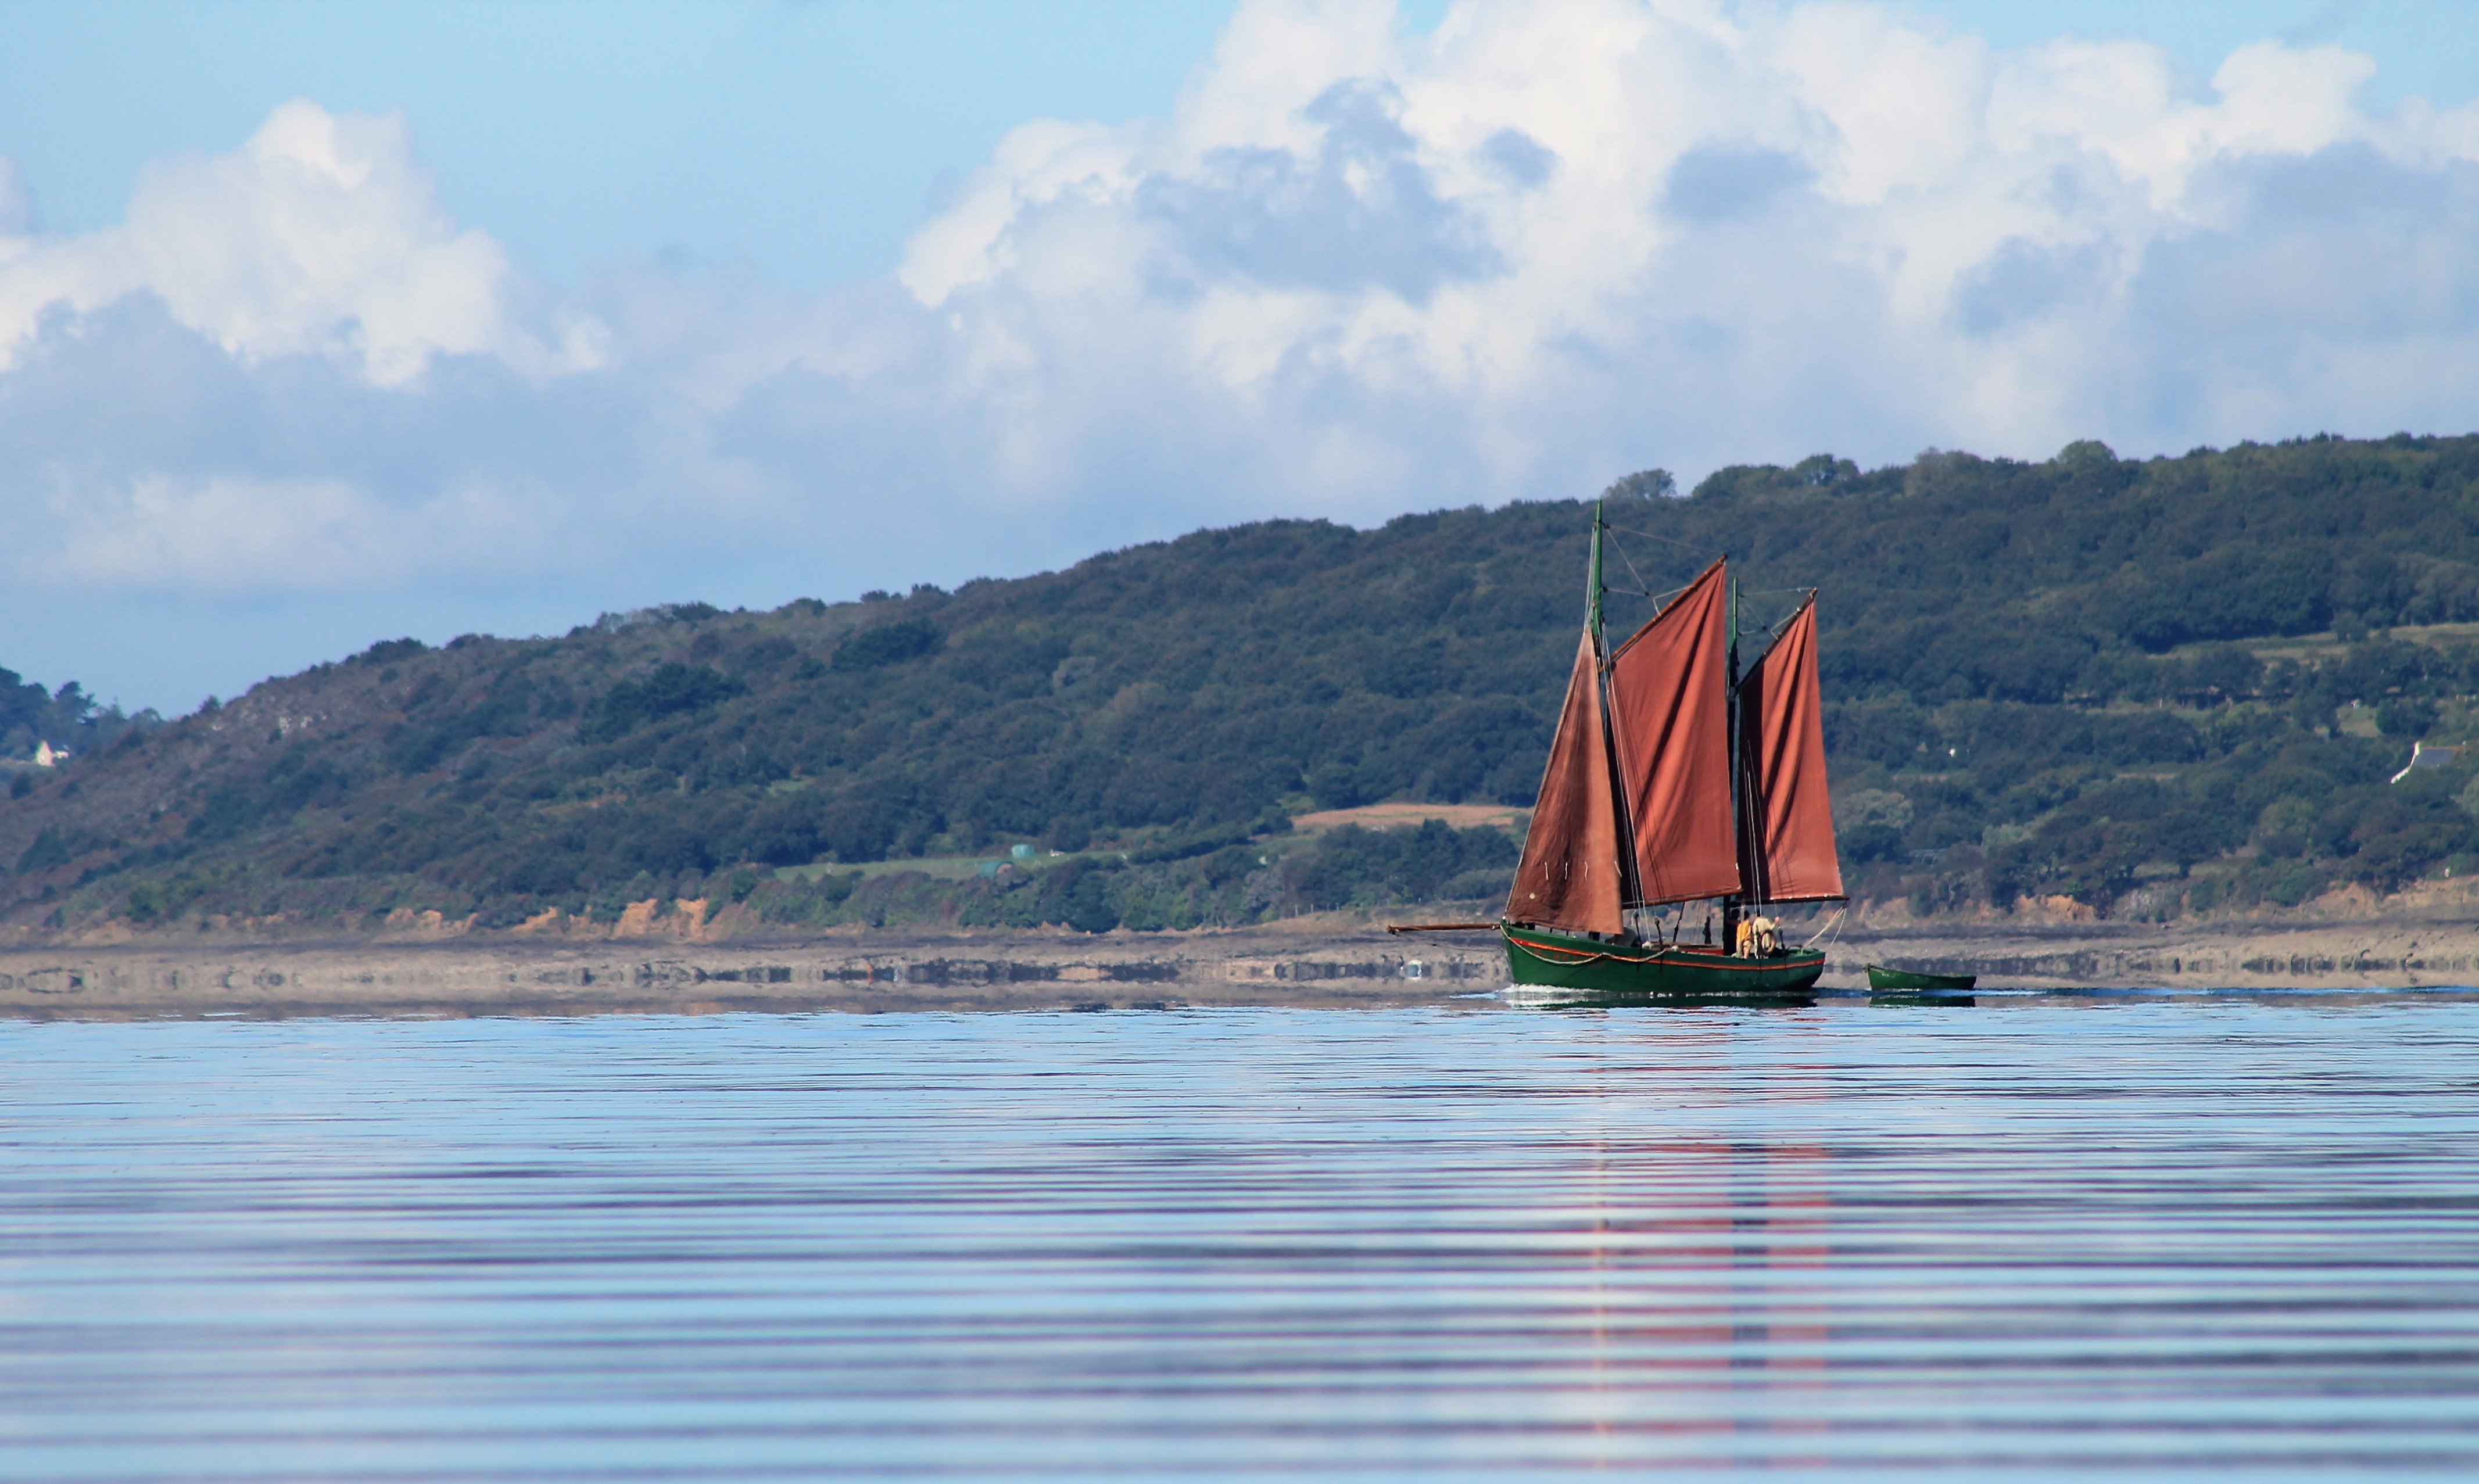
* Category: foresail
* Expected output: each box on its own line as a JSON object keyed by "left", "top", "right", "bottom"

{"left": 1737, "top": 597, "right": 1844, "bottom": 902}
{"left": 1607, "top": 560, "right": 1742, "bottom": 905}
{"left": 1505, "top": 629, "right": 1625, "bottom": 934}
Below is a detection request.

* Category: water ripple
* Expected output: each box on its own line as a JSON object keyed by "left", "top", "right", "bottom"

{"left": 5, "top": 999, "right": 2478, "bottom": 1478}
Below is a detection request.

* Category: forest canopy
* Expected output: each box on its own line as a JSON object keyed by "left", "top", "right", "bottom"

{"left": 9, "top": 431, "right": 2479, "bottom": 933}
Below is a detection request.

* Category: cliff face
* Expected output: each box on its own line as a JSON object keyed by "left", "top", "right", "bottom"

{"left": 12, "top": 432, "right": 2479, "bottom": 938}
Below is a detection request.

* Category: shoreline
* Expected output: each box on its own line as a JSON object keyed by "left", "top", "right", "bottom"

{"left": 0, "top": 923, "right": 1504, "bottom": 1019}
{"left": 6, "top": 906, "right": 2479, "bottom": 1018}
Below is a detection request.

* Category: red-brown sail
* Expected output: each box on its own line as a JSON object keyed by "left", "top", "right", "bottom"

{"left": 1607, "top": 560, "right": 1742, "bottom": 905}
{"left": 1738, "top": 596, "right": 1844, "bottom": 901}
{"left": 1504, "top": 629, "right": 1625, "bottom": 934}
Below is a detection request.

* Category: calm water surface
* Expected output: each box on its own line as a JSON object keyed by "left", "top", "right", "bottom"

{"left": 5, "top": 995, "right": 2479, "bottom": 1480}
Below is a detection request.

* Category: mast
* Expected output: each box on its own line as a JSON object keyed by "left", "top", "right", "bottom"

{"left": 1587, "top": 495, "right": 1604, "bottom": 635}
{"left": 1588, "top": 497, "right": 1647, "bottom": 933}
{"left": 1724, "top": 576, "right": 1746, "bottom": 946}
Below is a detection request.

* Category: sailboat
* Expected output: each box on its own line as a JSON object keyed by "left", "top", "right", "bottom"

{"left": 1495, "top": 500, "right": 1845, "bottom": 999}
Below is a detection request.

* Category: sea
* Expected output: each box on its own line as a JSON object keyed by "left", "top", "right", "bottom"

{"left": 5, "top": 991, "right": 2478, "bottom": 1481}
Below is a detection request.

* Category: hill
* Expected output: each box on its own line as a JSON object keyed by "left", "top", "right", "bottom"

{"left": 9, "top": 431, "right": 2479, "bottom": 937}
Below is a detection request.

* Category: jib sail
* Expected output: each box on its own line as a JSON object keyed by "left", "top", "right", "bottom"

{"left": 1504, "top": 629, "right": 1627, "bottom": 934}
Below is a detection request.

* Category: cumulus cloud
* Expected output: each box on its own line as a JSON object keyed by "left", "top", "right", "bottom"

{"left": 52, "top": 474, "right": 458, "bottom": 592}
{"left": 0, "top": 100, "right": 604, "bottom": 386}
{"left": 9, "top": 0, "right": 2479, "bottom": 706}
{"left": 884, "top": 0, "right": 2479, "bottom": 501}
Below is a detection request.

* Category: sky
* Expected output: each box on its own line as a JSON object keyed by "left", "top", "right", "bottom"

{"left": 3, "top": 0, "right": 2478, "bottom": 714}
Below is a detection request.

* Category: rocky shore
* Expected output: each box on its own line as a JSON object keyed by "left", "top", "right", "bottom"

{"left": 0, "top": 920, "right": 1507, "bottom": 1019}
{"left": 5, "top": 897, "right": 2477, "bottom": 1019}
{"left": 1830, "top": 916, "right": 2479, "bottom": 992}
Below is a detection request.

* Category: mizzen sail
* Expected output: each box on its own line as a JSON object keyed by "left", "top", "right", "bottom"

{"left": 1606, "top": 559, "right": 1742, "bottom": 905}
{"left": 1736, "top": 596, "right": 1844, "bottom": 902}
{"left": 1504, "top": 630, "right": 1627, "bottom": 934}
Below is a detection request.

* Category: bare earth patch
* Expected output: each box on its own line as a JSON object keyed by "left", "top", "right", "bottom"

{"left": 1290, "top": 803, "right": 1529, "bottom": 833}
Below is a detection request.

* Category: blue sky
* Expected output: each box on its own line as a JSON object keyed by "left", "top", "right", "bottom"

{"left": 6, "top": 2, "right": 2468, "bottom": 289}
{"left": 0, "top": 2, "right": 1241, "bottom": 288}
{"left": 3, "top": 0, "right": 2477, "bottom": 712}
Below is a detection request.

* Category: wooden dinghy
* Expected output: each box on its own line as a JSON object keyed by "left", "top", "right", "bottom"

{"left": 1864, "top": 965, "right": 1978, "bottom": 992}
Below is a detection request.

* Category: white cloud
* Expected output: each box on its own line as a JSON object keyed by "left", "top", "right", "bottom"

{"left": 10, "top": 0, "right": 2479, "bottom": 708}
{"left": 880, "top": 0, "right": 2479, "bottom": 490}
{"left": 42, "top": 470, "right": 559, "bottom": 595}
{"left": 837, "top": 0, "right": 2479, "bottom": 510}
{"left": 0, "top": 156, "right": 30, "bottom": 235}
{"left": 51, "top": 473, "right": 418, "bottom": 592}
{"left": 0, "top": 101, "right": 605, "bottom": 386}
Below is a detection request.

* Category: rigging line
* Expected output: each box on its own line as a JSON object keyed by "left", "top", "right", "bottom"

{"left": 1599, "top": 524, "right": 1723, "bottom": 621}
{"left": 1728, "top": 587, "right": 1815, "bottom": 646}
{"left": 1602, "top": 526, "right": 1657, "bottom": 607}
{"left": 1600, "top": 521, "right": 1713, "bottom": 553}
{"left": 1758, "top": 589, "right": 1819, "bottom": 639}
{"left": 1607, "top": 532, "right": 1653, "bottom": 596}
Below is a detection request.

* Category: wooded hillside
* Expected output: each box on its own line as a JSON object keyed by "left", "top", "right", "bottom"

{"left": 9, "top": 431, "right": 2479, "bottom": 934}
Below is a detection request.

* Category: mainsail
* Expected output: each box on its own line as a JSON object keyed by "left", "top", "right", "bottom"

{"left": 1504, "top": 630, "right": 1626, "bottom": 934}
{"left": 1734, "top": 596, "right": 1844, "bottom": 902}
{"left": 1607, "top": 560, "right": 1742, "bottom": 905}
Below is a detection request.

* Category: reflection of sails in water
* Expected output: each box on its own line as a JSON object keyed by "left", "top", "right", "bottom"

{"left": 1574, "top": 1031, "right": 1830, "bottom": 1453}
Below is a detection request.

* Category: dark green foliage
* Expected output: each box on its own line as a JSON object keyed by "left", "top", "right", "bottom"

{"left": 2110, "top": 546, "right": 2333, "bottom": 651}
{"left": 24, "top": 431, "right": 2479, "bottom": 930}
{"left": 799, "top": 820, "right": 1523, "bottom": 935}
{"left": 17, "top": 827, "right": 67, "bottom": 873}
{"left": 355, "top": 637, "right": 428, "bottom": 666}
{"left": 1126, "top": 822, "right": 1263, "bottom": 864}
{"left": 1038, "top": 858, "right": 1127, "bottom": 933}
{"left": 579, "top": 664, "right": 746, "bottom": 744}
{"left": 748, "top": 869, "right": 865, "bottom": 926}
{"left": 832, "top": 619, "right": 943, "bottom": 672}
{"left": 1280, "top": 822, "right": 1518, "bottom": 909}
{"left": 1692, "top": 459, "right": 1854, "bottom": 501}
{"left": 185, "top": 747, "right": 356, "bottom": 844}
{"left": 1605, "top": 469, "right": 1675, "bottom": 500}
{"left": 1, "top": 666, "right": 159, "bottom": 761}
{"left": 2377, "top": 697, "right": 2438, "bottom": 737}
{"left": 385, "top": 672, "right": 536, "bottom": 773}
{"left": 0, "top": 667, "right": 56, "bottom": 742}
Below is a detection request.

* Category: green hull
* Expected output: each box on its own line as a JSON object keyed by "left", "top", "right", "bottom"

{"left": 1503, "top": 921, "right": 1825, "bottom": 1002}
{"left": 1864, "top": 965, "right": 1978, "bottom": 991}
